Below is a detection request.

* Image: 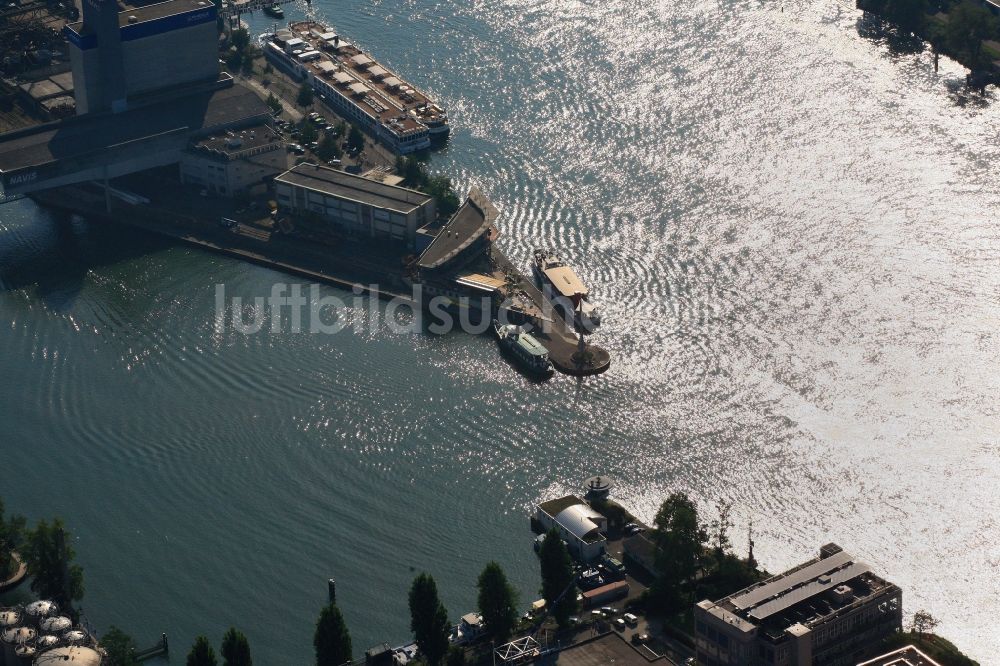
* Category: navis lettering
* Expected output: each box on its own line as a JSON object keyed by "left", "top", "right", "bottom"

{"left": 9, "top": 172, "right": 38, "bottom": 185}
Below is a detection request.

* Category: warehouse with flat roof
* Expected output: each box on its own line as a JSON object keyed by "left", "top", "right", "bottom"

{"left": 274, "top": 163, "right": 435, "bottom": 246}
{"left": 695, "top": 544, "right": 902, "bottom": 666}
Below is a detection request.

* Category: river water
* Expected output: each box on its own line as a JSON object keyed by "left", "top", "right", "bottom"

{"left": 1, "top": 0, "right": 998, "bottom": 661}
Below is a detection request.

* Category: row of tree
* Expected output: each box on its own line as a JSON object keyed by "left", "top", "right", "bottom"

{"left": 308, "top": 563, "right": 520, "bottom": 666}
{"left": 0, "top": 499, "right": 84, "bottom": 612}
{"left": 181, "top": 562, "right": 521, "bottom": 666}
{"left": 648, "top": 492, "right": 764, "bottom": 614}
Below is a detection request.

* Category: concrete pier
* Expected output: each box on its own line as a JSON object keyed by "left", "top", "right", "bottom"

{"left": 491, "top": 250, "right": 611, "bottom": 376}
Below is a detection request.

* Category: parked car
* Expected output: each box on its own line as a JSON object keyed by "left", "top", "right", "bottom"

{"left": 631, "top": 633, "right": 649, "bottom": 645}
{"left": 623, "top": 613, "right": 639, "bottom": 627}
{"left": 613, "top": 618, "right": 626, "bottom": 631}
{"left": 624, "top": 522, "right": 645, "bottom": 535}
{"left": 600, "top": 606, "right": 617, "bottom": 616}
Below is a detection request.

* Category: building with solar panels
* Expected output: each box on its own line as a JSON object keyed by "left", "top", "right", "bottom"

{"left": 694, "top": 543, "right": 902, "bottom": 666}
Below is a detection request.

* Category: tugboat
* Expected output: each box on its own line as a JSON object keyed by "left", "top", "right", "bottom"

{"left": 493, "top": 320, "right": 555, "bottom": 378}
{"left": 263, "top": 3, "right": 284, "bottom": 18}
{"left": 532, "top": 249, "right": 601, "bottom": 332}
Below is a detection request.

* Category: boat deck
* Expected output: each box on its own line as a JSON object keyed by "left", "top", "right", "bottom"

{"left": 289, "top": 21, "right": 447, "bottom": 133}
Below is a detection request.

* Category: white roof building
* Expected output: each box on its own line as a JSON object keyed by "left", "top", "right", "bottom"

{"left": 535, "top": 495, "right": 607, "bottom": 562}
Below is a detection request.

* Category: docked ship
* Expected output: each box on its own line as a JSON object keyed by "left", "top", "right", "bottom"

{"left": 493, "top": 321, "right": 554, "bottom": 378}
{"left": 261, "top": 21, "right": 450, "bottom": 154}
{"left": 532, "top": 249, "right": 601, "bottom": 332}
{"left": 263, "top": 4, "right": 284, "bottom": 18}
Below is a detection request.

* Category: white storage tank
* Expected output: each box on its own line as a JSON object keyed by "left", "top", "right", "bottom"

{"left": 60, "top": 630, "right": 86, "bottom": 646}
{"left": 22, "top": 603, "right": 56, "bottom": 628}
{"left": 0, "top": 607, "right": 21, "bottom": 662}
{"left": 13, "top": 644, "right": 35, "bottom": 666}
{"left": 32, "top": 646, "right": 102, "bottom": 666}
{"left": 0, "top": 610, "right": 20, "bottom": 630}
{"left": 2, "top": 627, "right": 37, "bottom": 665}
{"left": 33, "top": 636, "right": 58, "bottom": 653}
{"left": 36, "top": 618, "right": 69, "bottom": 636}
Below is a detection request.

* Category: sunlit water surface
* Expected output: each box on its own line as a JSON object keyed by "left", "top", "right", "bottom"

{"left": 2, "top": 0, "right": 998, "bottom": 661}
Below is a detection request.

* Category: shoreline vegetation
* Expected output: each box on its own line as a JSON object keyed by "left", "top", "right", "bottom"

{"left": 0, "top": 492, "right": 984, "bottom": 665}
{"left": 857, "top": 0, "right": 1000, "bottom": 89}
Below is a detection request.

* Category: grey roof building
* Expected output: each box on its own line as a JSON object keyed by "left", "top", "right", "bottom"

{"left": 695, "top": 544, "right": 902, "bottom": 666}
{"left": 274, "top": 163, "right": 435, "bottom": 246}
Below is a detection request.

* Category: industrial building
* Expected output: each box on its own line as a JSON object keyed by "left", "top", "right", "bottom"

{"left": 274, "top": 163, "right": 435, "bottom": 246}
{"left": 0, "top": 80, "right": 273, "bottom": 197}
{"left": 65, "top": 0, "right": 218, "bottom": 114}
{"left": 535, "top": 496, "right": 607, "bottom": 562}
{"left": 694, "top": 544, "right": 903, "bottom": 666}
{"left": 181, "top": 125, "right": 288, "bottom": 195}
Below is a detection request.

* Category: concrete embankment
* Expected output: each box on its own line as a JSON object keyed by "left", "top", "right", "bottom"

{"left": 31, "top": 184, "right": 611, "bottom": 376}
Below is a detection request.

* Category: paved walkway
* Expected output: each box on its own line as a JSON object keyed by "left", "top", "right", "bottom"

{"left": 0, "top": 553, "right": 27, "bottom": 593}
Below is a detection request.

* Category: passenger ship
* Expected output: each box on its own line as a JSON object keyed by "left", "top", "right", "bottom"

{"left": 261, "top": 21, "right": 450, "bottom": 154}
{"left": 493, "top": 320, "right": 555, "bottom": 378}
{"left": 532, "top": 249, "right": 601, "bottom": 332}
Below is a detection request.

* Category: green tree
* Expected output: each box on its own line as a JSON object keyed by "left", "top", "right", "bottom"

{"left": 911, "top": 609, "right": 940, "bottom": 635}
{"left": 445, "top": 647, "right": 467, "bottom": 666}
{"left": 425, "top": 175, "right": 460, "bottom": 220}
{"left": 299, "top": 121, "right": 319, "bottom": 145}
{"left": 240, "top": 54, "right": 254, "bottom": 76}
{"left": 22, "top": 518, "right": 84, "bottom": 608}
{"left": 187, "top": 636, "right": 218, "bottom": 666}
{"left": 409, "top": 573, "right": 450, "bottom": 666}
{"left": 945, "top": 1, "right": 998, "bottom": 68}
{"left": 317, "top": 134, "right": 342, "bottom": 161}
{"left": 871, "top": 0, "right": 927, "bottom": 34}
{"left": 100, "top": 626, "right": 139, "bottom": 666}
{"left": 477, "top": 562, "right": 518, "bottom": 641}
{"left": 347, "top": 125, "right": 365, "bottom": 152}
{"left": 297, "top": 82, "right": 314, "bottom": 108}
{"left": 708, "top": 500, "right": 733, "bottom": 563}
{"left": 314, "top": 602, "right": 352, "bottom": 666}
{"left": 0, "top": 498, "right": 27, "bottom": 579}
{"left": 396, "top": 156, "right": 427, "bottom": 188}
{"left": 225, "top": 49, "right": 243, "bottom": 72}
{"left": 650, "top": 492, "right": 706, "bottom": 610}
{"left": 266, "top": 92, "right": 282, "bottom": 115}
{"left": 231, "top": 28, "right": 250, "bottom": 53}
{"left": 538, "top": 529, "right": 576, "bottom": 629}
{"left": 221, "top": 627, "right": 252, "bottom": 666}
